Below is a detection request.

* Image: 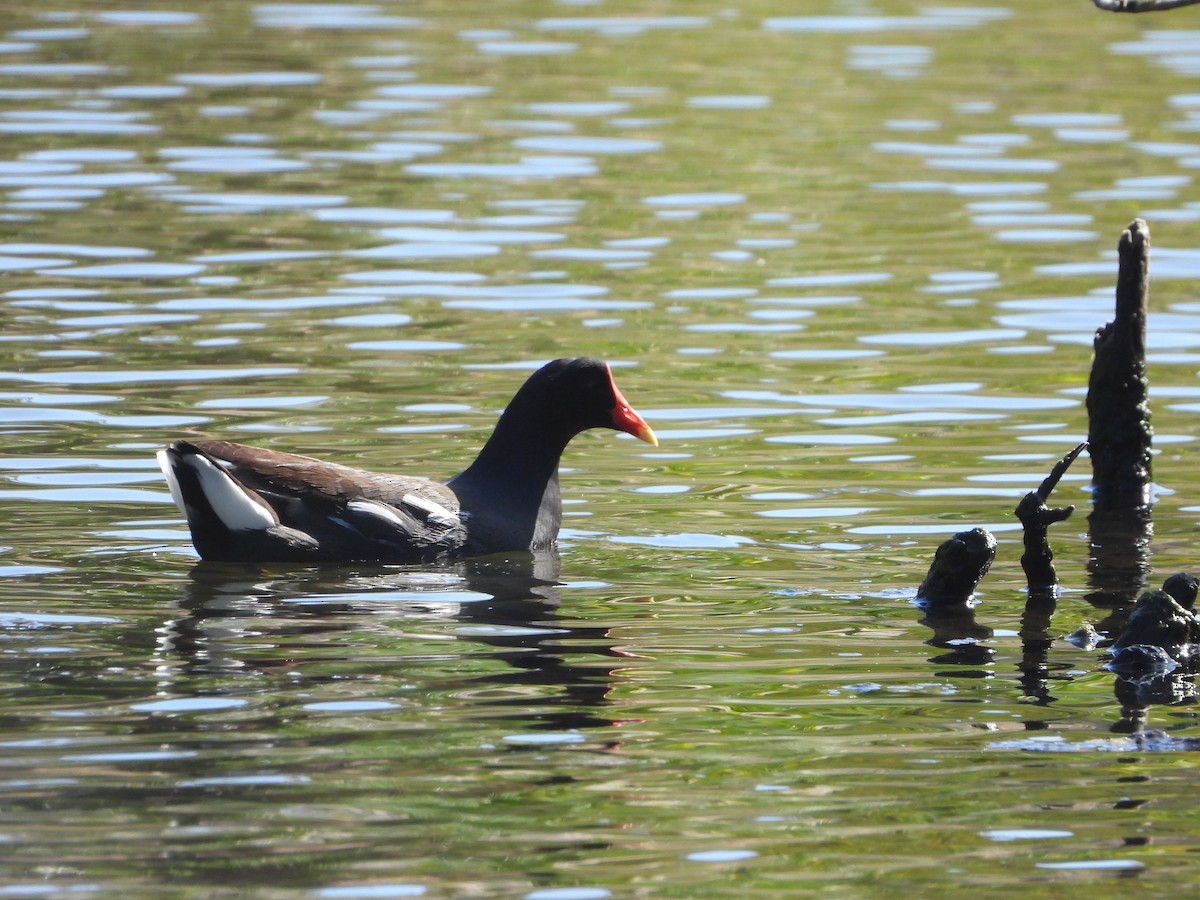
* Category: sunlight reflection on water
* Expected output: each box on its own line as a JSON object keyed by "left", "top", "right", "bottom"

{"left": 1, "top": 2, "right": 1199, "bottom": 896}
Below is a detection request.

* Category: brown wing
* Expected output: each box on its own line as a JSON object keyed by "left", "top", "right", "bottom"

{"left": 193, "top": 439, "right": 460, "bottom": 513}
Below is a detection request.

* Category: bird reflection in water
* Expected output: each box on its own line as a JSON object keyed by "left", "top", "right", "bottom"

{"left": 156, "top": 551, "right": 629, "bottom": 732}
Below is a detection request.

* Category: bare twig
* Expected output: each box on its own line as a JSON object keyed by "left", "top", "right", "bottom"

{"left": 1016, "top": 442, "right": 1086, "bottom": 600}
{"left": 1015, "top": 442, "right": 1086, "bottom": 704}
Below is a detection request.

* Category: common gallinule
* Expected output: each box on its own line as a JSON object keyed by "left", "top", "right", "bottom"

{"left": 158, "top": 358, "right": 657, "bottom": 563}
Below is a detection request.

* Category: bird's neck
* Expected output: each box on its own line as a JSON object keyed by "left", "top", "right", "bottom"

{"left": 466, "top": 402, "right": 575, "bottom": 482}
{"left": 447, "top": 406, "right": 575, "bottom": 549}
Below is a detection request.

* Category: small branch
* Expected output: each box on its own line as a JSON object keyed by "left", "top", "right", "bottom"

{"left": 1015, "top": 443, "right": 1085, "bottom": 703}
{"left": 1034, "top": 440, "right": 1087, "bottom": 508}
{"left": 1016, "top": 442, "right": 1086, "bottom": 601}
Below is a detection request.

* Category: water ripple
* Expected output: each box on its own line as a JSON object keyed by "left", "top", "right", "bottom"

{"left": 514, "top": 135, "right": 661, "bottom": 155}
{"left": 315, "top": 207, "right": 456, "bottom": 225}
{"left": 164, "top": 191, "right": 347, "bottom": 211}
{"left": 0, "top": 367, "right": 298, "bottom": 385}
{"left": 768, "top": 272, "right": 891, "bottom": 287}
{"left": 0, "top": 63, "right": 110, "bottom": 77}
{"left": 255, "top": 4, "right": 422, "bottom": 29}
{"left": 375, "top": 84, "right": 491, "bottom": 101}
{"left": 766, "top": 433, "right": 893, "bottom": 446}
{"left": 96, "top": 10, "right": 198, "bottom": 26}
{"left": 41, "top": 262, "right": 206, "bottom": 280}
{"left": 849, "top": 45, "right": 932, "bottom": 77}
{"left": 765, "top": 10, "right": 1010, "bottom": 33}
{"left": 0, "top": 170, "right": 170, "bottom": 188}
{"left": 859, "top": 328, "right": 1024, "bottom": 346}
{"left": 159, "top": 295, "right": 385, "bottom": 312}
{"left": 610, "top": 532, "right": 754, "bottom": 549}
{"left": 377, "top": 226, "right": 563, "bottom": 245}
{"left": 527, "top": 101, "right": 630, "bottom": 117}
{"left": 756, "top": 506, "right": 879, "bottom": 519}
{"left": 927, "top": 158, "right": 1059, "bottom": 174}
{"left": 161, "top": 146, "right": 307, "bottom": 174}
{"left": 531, "top": 247, "right": 652, "bottom": 262}
{"left": 348, "top": 340, "right": 466, "bottom": 353}
{"left": 408, "top": 157, "right": 597, "bottom": 179}
{"left": 476, "top": 40, "right": 576, "bottom": 57}
{"left": 0, "top": 255, "right": 70, "bottom": 271}
{"left": 725, "top": 388, "right": 1075, "bottom": 412}
{"left": 687, "top": 95, "right": 772, "bottom": 110}
{"left": 174, "top": 71, "right": 323, "bottom": 88}
{"left": 349, "top": 242, "right": 500, "bottom": 260}
{"left": 536, "top": 17, "right": 709, "bottom": 35}
{"left": 339, "top": 269, "right": 484, "bottom": 284}
{"left": 0, "top": 243, "right": 151, "bottom": 259}
{"left": 643, "top": 192, "right": 744, "bottom": 207}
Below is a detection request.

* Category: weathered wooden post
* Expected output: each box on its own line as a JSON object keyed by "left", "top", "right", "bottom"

{"left": 1086, "top": 219, "right": 1154, "bottom": 609}
{"left": 1087, "top": 219, "right": 1153, "bottom": 506}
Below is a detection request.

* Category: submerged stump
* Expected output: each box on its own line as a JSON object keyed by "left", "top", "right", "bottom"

{"left": 914, "top": 528, "right": 997, "bottom": 667}
{"left": 1087, "top": 218, "right": 1152, "bottom": 508}
{"left": 915, "top": 527, "right": 997, "bottom": 607}
{"left": 1109, "top": 576, "right": 1200, "bottom": 733}
{"left": 1087, "top": 219, "right": 1155, "bottom": 608}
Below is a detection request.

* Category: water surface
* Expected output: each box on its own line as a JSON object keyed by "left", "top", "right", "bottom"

{"left": 2, "top": 1, "right": 1200, "bottom": 896}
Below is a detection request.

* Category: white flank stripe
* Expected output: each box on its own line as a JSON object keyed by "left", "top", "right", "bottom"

{"left": 188, "top": 454, "right": 276, "bottom": 531}
{"left": 156, "top": 450, "right": 186, "bottom": 514}
{"left": 346, "top": 499, "right": 409, "bottom": 529}
{"left": 401, "top": 492, "right": 457, "bottom": 526}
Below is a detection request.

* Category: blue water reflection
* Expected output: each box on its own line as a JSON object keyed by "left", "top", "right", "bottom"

{"left": 1, "top": 2, "right": 1199, "bottom": 896}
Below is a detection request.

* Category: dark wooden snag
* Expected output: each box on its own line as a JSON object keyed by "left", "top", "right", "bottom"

{"left": 1015, "top": 443, "right": 1084, "bottom": 703}
{"left": 1086, "top": 219, "right": 1154, "bottom": 609}
{"left": 1016, "top": 441, "right": 1086, "bottom": 603}
{"left": 914, "top": 528, "right": 997, "bottom": 668}
{"left": 1087, "top": 219, "right": 1152, "bottom": 508}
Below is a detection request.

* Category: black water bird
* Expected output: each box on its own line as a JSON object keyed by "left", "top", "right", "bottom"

{"left": 158, "top": 358, "right": 657, "bottom": 563}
